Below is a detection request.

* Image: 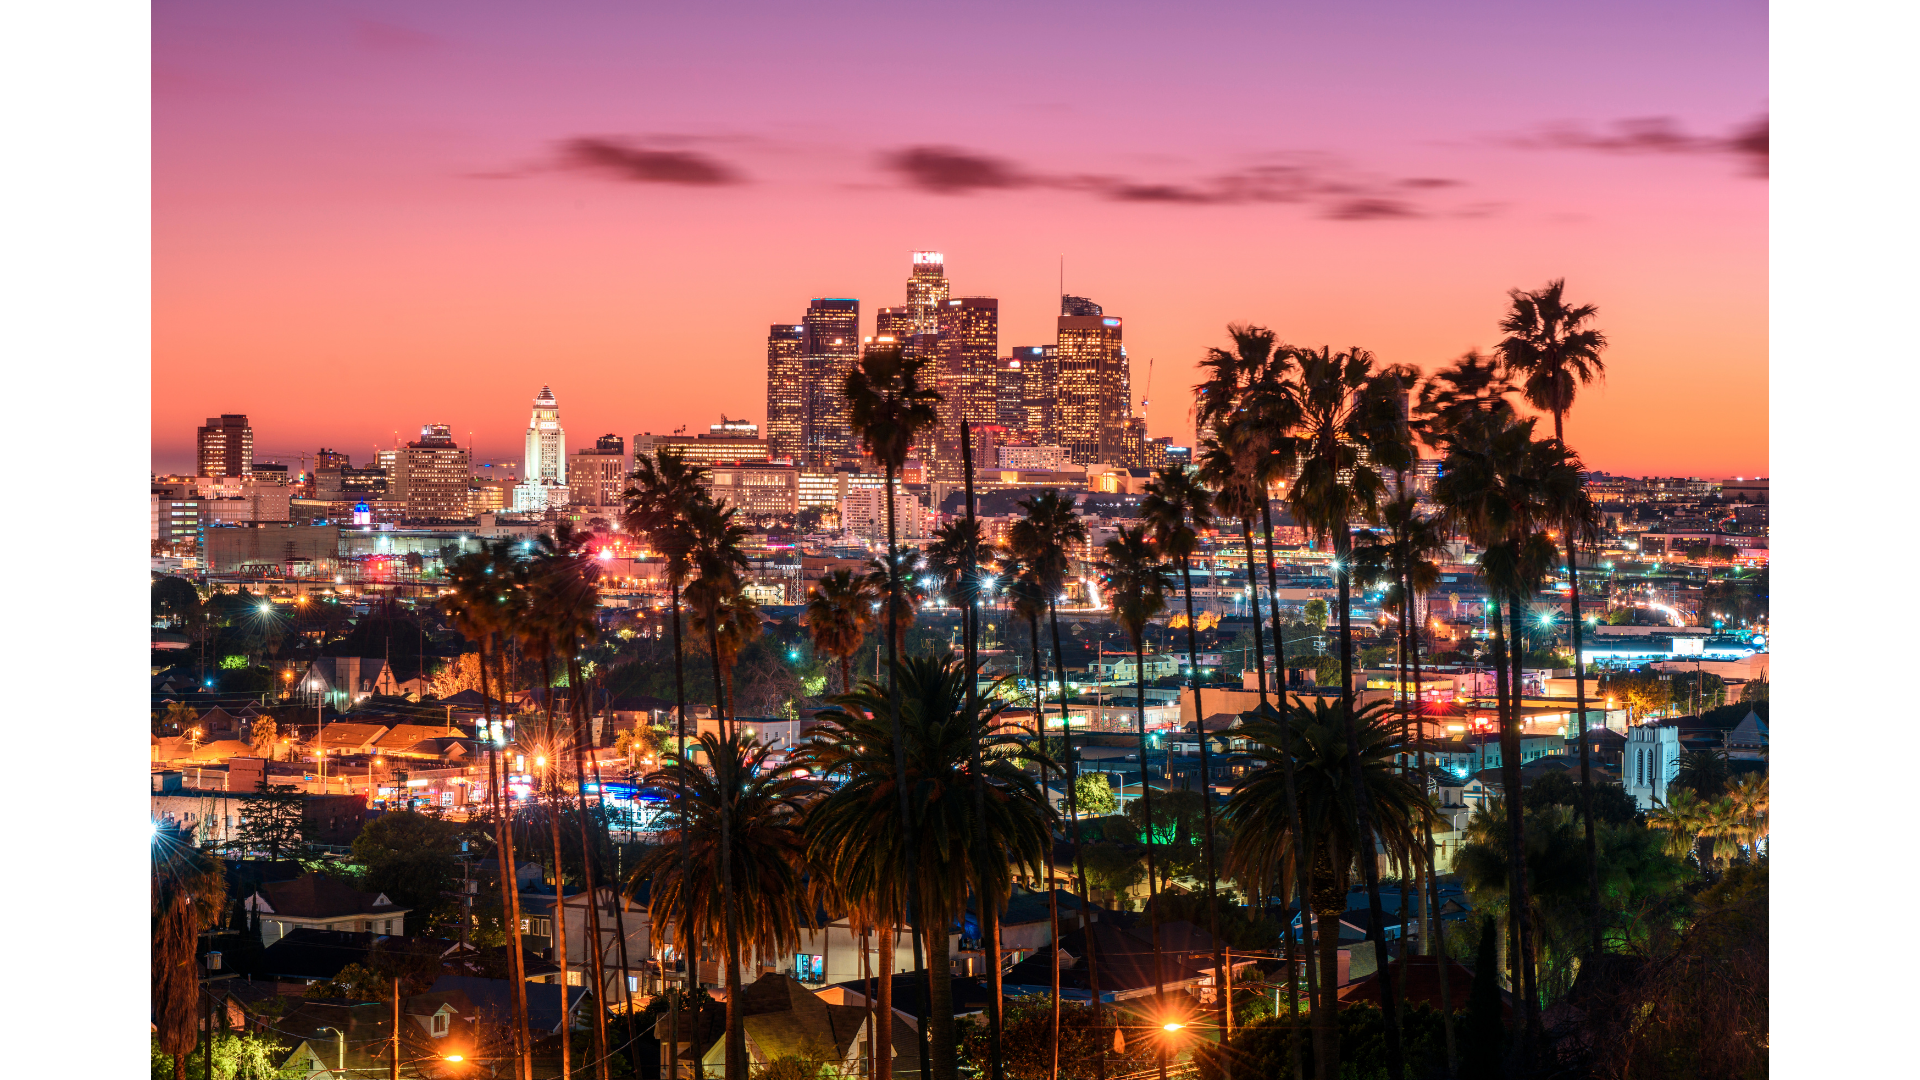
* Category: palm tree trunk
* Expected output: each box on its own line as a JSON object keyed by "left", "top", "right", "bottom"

{"left": 705, "top": 623, "right": 742, "bottom": 1080}
{"left": 669, "top": 579, "right": 695, "bottom": 1080}
{"left": 926, "top": 943, "right": 960, "bottom": 1080}
{"left": 481, "top": 640, "right": 533, "bottom": 1080}
{"left": 1030, "top": 610, "right": 1062, "bottom": 1080}
{"left": 1333, "top": 529, "right": 1405, "bottom": 1079}
{"left": 880, "top": 461, "right": 933, "bottom": 1079}
{"left": 582, "top": 734, "right": 642, "bottom": 1079}
{"left": 1173, "top": 556, "right": 1228, "bottom": 1045}
{"left": 1406, "top": 576, "right": 1455, "bottom": 1077}
{"left": 1132, "top": 632, "right": 1169, "bottom": 1080}
{"left": 877, "top": 926, "right": 895, "bottom": 1080}
{"left": 1316, "top": 906, "right": 1341, "bottom": 1075}
{"left": 1507, "top": 600, "right": 1542, "bottom": 1053}
{"left": 1488, "top": 596, "right": 1535, "bottom": 1068}
{"left": 1240, "top": 516, "right": 1267, "bottom": 704}
{"left": 548, "top": 756, "right": 571, "bottom": 1080}
{"left": 569, "top": 662, "right": 612, "bottom": 1080}
{"left": 1047, "top": 601, "right": 1103, "bottom": 1068}
{"left": 722, "top": 903, "right": 747, "bottom": 1080}
{"left": 959, "top": 425, "right": 1007, "bottom": 1080}
{"left": 1566, "top": 532, "right": 1602, "bottom": 958}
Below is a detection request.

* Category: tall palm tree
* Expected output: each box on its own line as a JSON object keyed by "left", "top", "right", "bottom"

{"left": 802, "top": 569, "right": 876, "bottom": 695}
{"left": 624, "top": 449, "right": 709, "bottom": 1080}
{"left": 1139, "top": 463, "right": 1231, "bottom": 1040}
{"left": 1412, "top": 350, "right": 1518, "bottom": 451}
{"left": 1094, "top": 527, "right": 1175, "bottom": 1058}
{"left": 631, "top": 734, "right": 817, "bottom": 1080}
{"left": 1004, "top": 490, "right": 1100, "bottom": 1068}
{"left": 845, "top": 339, "right": 943, "bottom": 1070}
{"left": 1497, "top": 278, "right": 1609, "bottom": 959}
{"left": 443, "top": 545, "right": 533, "bottom": 1078}
{"left": 1197, "top": 426, "right": 1272, "bottom": 700}
{"left": 1433, "top": 416, "right": 1582, "bottom": 1060}
{"left": 802, "top": 656, "right": 1055, "bottom": 1080}
{"left": 685, "top": 501, "right": 753, "bottom": 736}
{"left": 1224, "top": 698, "right": 1431, "bottom": 1080}
{"left": 152, "top": 828, "right": 226, "bottom": 1080}
{"left": 863, "top": 549, "right": 928, "bottom": 658}
{"left": 1283, "top": 346, "right": 1413, "bottom": 1078}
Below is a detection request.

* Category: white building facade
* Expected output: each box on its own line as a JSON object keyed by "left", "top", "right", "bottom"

{"left": 1624, "top": 723, "right": 1683, "bottom": 810}
{"left": 524, "top": 385, "right": 567, "bottom": 486}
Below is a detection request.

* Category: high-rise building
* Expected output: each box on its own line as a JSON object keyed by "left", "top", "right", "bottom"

{"left": 801, "top": 298, "right": 860, "bottom": 466}
{"left": 1009, "top": 346, "right": 1058, "bottom": 439}
{"left": 633, "top": 423, "right": 770, "bottom": 469}
{"left": 196, "top": 415, "right": 253, "bottom": 478}
{"left": 765, "top": 324, "right": 806, "bottom": 464}
{"left": 1061, "top": 295, "right": 1103, "bottom": 317}
{"left": 1056, "top": 307, "right": 1130, "bottom": 464}
{"left": 905, "top": 251, "right": 950, "bottom": 335}
{"left": 315, "top": 448, "right": 350, "bottom": 469}
{"left": 875, "top": 306, "right": 915, "bottom": 341}
{"left": 390, "top": 424, "right": 472, "bottom": 521}
{"left": 995, "top": 356, "right": 1027, "bottom": 430}
{"left": 524, "top": 386, "right": 567, "bottom": 486}
{"left": 568, "top": 438, "right": 628, "bottom": 509}
{"left": 929, "top": 296, "right": 999, "bottom": 481}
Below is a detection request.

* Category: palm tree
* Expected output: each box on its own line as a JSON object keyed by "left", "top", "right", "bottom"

{"left": 1497, "top": 279, "right": 1608, "bottom": 958}
{"left": 801, "top": 656, "right": 1055, "bottom": 1080}
{"left": 685, "top": 500, "right": 753, "bottom": 735}
{"left": 443, "top": 544, "right": 533, "bottom": 1078}
{"left": 1412, "top": 350, "right": 1517, "bottom": 450}
{"left": 1139, "top": 463, "right": 1238, "bottom": 1028}
{"left": 844, "top": 338, "right": 943, "bottom": 1070}
{"left": 1094, "top": 527, "right": 1176, "bottom": 1059}
{"left": 1197, "top": 427, "right": 1272, "bottom": 701}
{"left": 624, "top": 449, "right": 709, "bottom": 1080}
{"left": 1224, "top": 698, "right": 1431, "bottom": 1080}
{"left": 802, "top": 569, "right": 876, "bottom": 694}
{"left": 152, "top": 828, "right": 227, "bottom": 1080}
{"left": 1284, "top": 345, "right": 1412, "bottom": 1078}
{"left": 1433, "top": 416, "right": 1584, "bottom": 1058}
{"left": 631, "top": 734, "right": 817, "bottom": 1080}
{"left": 863, "top": 549, "right": 928, "bottom": 657}
{"left": 1004, "top": 490, "right": 1100, "bottom": 1069}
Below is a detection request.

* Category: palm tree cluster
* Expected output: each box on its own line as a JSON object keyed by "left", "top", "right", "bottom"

{"left": 440, "top": 520, "right": 644, "bottom": 1080}
{"left": 1180, "top": 280, "right": 1612, "bottom": 1078}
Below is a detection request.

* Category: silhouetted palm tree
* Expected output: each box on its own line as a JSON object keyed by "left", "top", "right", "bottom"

{"left": 631, "top": 734, "right": 817, "bottom": 1080}
{"left": 1094, "top": 527, "right": 1175, "bottom": 1031}
{"left": 802, "top": 569, "right": 876, "bottom": 694}
{"left": 623, "top": 449, "right": 709, "bottom": 1080}
{"left": 1224, "top": 698, "right": 1431, "bottom": 1080}
{"left": 1138, "top": 463, "right": 1232, "bottom": 1042}
{"left": 1496, "top": 279, "right": 1609, "bottom": 959}
{"left": 845, "top": 339, "right": 942, "bottom": 1071}
{"left": 802, "top": 656, "right": 1055, "bottom": 1080}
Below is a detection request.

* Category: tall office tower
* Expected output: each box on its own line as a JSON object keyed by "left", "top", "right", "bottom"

{"left": 391, "top": 424, "right": 472, "bottom": 521}
{"left": 1009, "top": 345, "right": 1058, "bottom": 439}
{"left": 875, "top": 306, "right": 914, "bottom": 341}
{"left": 196, "top": 415, "right": 254, "bottom": 478}
{"left": 1061, "top": 295, "right": 1103, "bottom": 317}
{"left": 765, "top": 323, "right": 806, "bottom": 464}
{"left": 1120, "top": 416, "right": 1149, "bottom": 466}
{"left": 904, "top": 251, "right": 950, "bottom": 335}
{"left": 926, "top": 296, "right": 999, "bottom": 480}
{"left": 1056, "top": 306, "right": 1130, "bottom": 464}
{"left": 524, "top": 385, "right": 567, "bottom": 485}
{"left": 995, "top": 356, "right": 1027, "bottom": 430}
{"left": 801, "top": 298, "right": 860, "bottom": 466}
{"left": 596, "top": 433, "right": 625, "bottom": 454}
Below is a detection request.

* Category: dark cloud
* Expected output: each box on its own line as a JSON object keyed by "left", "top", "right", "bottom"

{"left": 884, "top": 146, "right": 1033, "bottom": 193}
{"left": 556, "top": 138, "right": 743, "bottom": 185}
{"left": 1324, "top": 198, "right": 1421, "bottom": 221}
{"left": 1508, "top": 114, "right": 1768, "bottom": 177}
{"left": 1398, "top": 177, "right": 1463, "bottom": 189}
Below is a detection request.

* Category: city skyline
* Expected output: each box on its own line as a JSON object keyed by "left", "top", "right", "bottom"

{"left": 153, "top": 3, "right": 1767, "bottom": 479}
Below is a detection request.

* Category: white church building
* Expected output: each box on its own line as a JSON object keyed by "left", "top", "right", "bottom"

{"left": 1624, "top": 722, "right": 1683, "bottom": 810}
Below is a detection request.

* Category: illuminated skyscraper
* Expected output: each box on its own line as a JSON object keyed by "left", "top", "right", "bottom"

{"left": 1061, "top": 295, "right": 1103, "bottom": 317}
{"left": 1009, "top": 345, "right": 1057, "bottom": 439}
{"left": 1056, "top": 304, "right": 1130, "bottom": 463}
{"left": 197, "top": 414, "right": 253, "bottom": 478}
{"left": 524, "top": 386, "right": 566, "bottom": 485}
{"left": 904, "top": 251, "right": 950, "bottom": 335}
{"left": 392, "top": 424, "right": 472, "bottom": 521}
{"left": 928, "top": 295, "right": 999, "bottom": 481}
{"left": 801, "top": 298, "right": 860, "bottom": 466}
{"left": 995, "top": 356, "right": 1027, "bottom": 430}
{"left": 765, "top": 323, "right": 805, "bottom": 464}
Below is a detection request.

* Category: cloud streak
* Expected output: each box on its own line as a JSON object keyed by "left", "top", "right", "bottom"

{"left": 879, "top": 145, "right": 1461, "bottom": 220}
{"left": 1506, "top": 114, "right": 1768, "bottom": 177}
{"left": 554, "top": 137, "right": 745, "bottom": 185}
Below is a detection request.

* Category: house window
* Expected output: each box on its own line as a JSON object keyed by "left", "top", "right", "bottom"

{"left": 627, "top": 976, "right": 641, "bottom": 993}
{"left": 431, "top": 1012, "right": 449, "bottom": 1037}
{"left": 384, "top": 920, "right": 394, "bottom": 934}
{"left": 567, "top": 970, "right": 582, "bottom": 986}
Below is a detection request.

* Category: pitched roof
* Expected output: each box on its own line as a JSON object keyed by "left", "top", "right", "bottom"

{"left": 1339, "top": 956, "right": 1503, "bottom": 1015}
{"left": 429, "top": 975, "right": 589, "bottom": 1035}
{"left": 254, "top": 873, "right": 404, "bottom": 919}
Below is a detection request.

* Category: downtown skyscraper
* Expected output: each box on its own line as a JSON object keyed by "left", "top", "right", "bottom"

{"left": 196, "top": 414, "right": 253, "bottom": 478}
{"left": 524, "top": 385, "right": 567, "bottom": 485}
{"left": 800, "top": 298, "right": 859, "bottom": 466}
{"left": 765, "top": 323, "right": 805, "bottom": 464}
{"left": 1055, "top": 297, "right": 1133, "bottom": 464}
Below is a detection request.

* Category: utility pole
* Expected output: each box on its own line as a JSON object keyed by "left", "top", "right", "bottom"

{"left": 392, "top": 975, "right": 402, "bottom": 1080}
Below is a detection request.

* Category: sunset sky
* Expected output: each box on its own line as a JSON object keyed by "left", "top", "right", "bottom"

{"left": 153, "top": 1, "right": 1767, "bottom": 478}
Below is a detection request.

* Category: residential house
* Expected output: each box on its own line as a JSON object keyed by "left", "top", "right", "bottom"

{"left": 683, "top": 974, "right": 892, "bottom": 1079}
{"left": 247, "top": 872, "right": 409, "bottom": 945}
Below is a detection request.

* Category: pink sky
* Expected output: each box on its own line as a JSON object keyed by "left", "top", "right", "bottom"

{"left": 154, "top": 1, "right": 1767, "bottom": 477}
